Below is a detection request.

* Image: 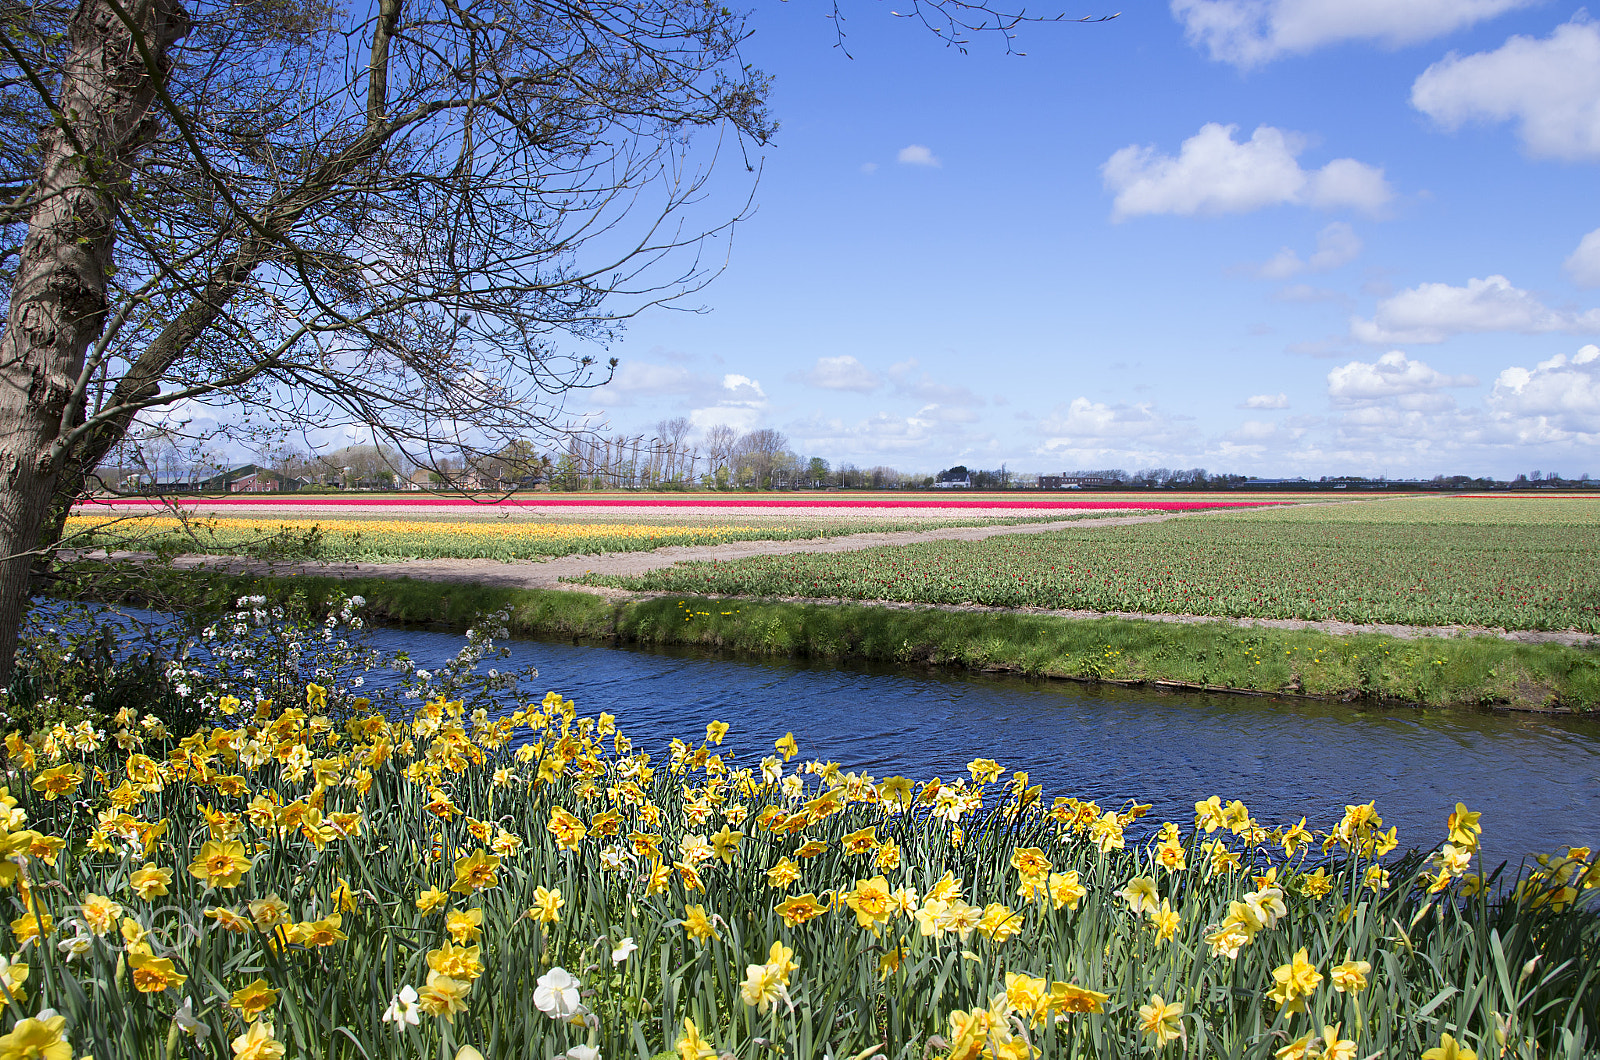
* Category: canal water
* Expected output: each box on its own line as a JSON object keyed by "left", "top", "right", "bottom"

{"left": 362, "top": 626, "right": 1600, "bottom": 872}
{"left": 25, "top": 601, "right": 1600, "bottom": 872}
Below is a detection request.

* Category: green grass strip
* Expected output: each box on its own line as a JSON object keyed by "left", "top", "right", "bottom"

{"left": 47, "top": 563, "right": 1600, "bottom": 711}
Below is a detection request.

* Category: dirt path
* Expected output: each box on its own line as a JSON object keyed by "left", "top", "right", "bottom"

{"left": 74, "top": 504, "right": 1598, "bottom": 647}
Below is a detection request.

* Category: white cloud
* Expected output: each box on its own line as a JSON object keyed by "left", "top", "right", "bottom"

{"left": 1259, "top": 248, "right": 1305, "bottom": 280}
{"left": 1036, "top": 398, "right": 1199, "bottom": 462}
{"left": 1305, "top": 160, "right": 1392, "bottom": 212}
{"left": 688, "top": 374, "right": 768, "bottom": 433}
{"left": 1327, "top": 351, "right": 1477, "bottom": 409}
{"left": 789, "top": 406, "right": 982, "bottom": 457}
{"left": 1103, "top": 124, "right": 1392, "bottom": 220}
{"left": 1565, "top": 228, "right": 1600, "bottom": 288}
{"left": 1276, "top": 283, "right": 1344, "bottom": 304}
{"left": 1412, "top": 19, "right": 1600, "bottom": 160}
{"left": 1259, "top": 222, "right": 1362, "bottom": 279}
{"left": 860, "top": 162, "right": 879, "bottom": 175}
{"left": 1351, "top": 275, "right": 1600, "bottom": 344}
{"left": 887, "top": 359, "right": 984, "bottom": 406}
{"left": 607, "top": 361, "right": 701, "bottom": 394}
{"left": 897, "top": 145, "right": 940, "bottom": 167}
{"left": 1259, "top": 221, "right": 1364, "bottom": 279}
{"left": 1487, "top": 343, "right": 1600, "bottom": 439}
{"left": 1240, "top": 392, "right": 1291, "bottom": 408}
{"left": 793, "top": 355, "right": 881, "bottom": 393}
{"left": 1173, "top": 0, "right": 1537, "bottom": 68}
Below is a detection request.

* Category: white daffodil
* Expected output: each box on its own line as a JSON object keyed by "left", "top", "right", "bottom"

{"left": 172, "top": 998, "right": 209, "bottom": 1040}
{"left": 533, "top": 966, "right": 582, "bottom": 1018}
{"left": 382, "top": 985, "right": 421, "bottom": 1030}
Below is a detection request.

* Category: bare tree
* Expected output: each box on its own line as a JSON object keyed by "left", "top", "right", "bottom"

{"left": 656, "top": 415, "right": 691, "bottom": 482}
{"left": 702, "top": 424, "right": 739, "bottom": 483}
{"left": 0, "top": 0, "right": 1111, "bottom": 676}
{"left": 734, "top": 427, "right": 788, "bottom": 490}
{"left": 0, "top": 0, "right": 775, "bottom": 677}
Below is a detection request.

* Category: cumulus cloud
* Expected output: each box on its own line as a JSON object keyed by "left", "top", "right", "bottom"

{"left": 1259, "top": 221, "right": 1363, "bottom": 279}
{"left": 1565, "top": 228, "right": 1600, "bottom": 288}
{"left": 688, "top": 374, "right": 768, "bottom": 433}
{"left": 1487, "top": 343, "right": 1600, "bottom": 438}
{"left": 1103, "top": 124, "right": 1392, "bottom": 220}
{"left": 793, "top": 355, "right": 881, "bottom": 393}
{"left": 1327, "top": 351, "right": 1477, "bottom": 411}
{"left": 897, "top": 145, "right": 940, "bottom": 167}
{"left": 1412, "top": 19, "right": 1600, "bottom": 160}
{"left": 1351, "top": 275, "right": 1600, "bottom": 344}
{"left": 1171, "top": 0, "right": 1534, "bottom": 68}
{"left": 1240, "top": 392, "right": 1291, "bottom": 409}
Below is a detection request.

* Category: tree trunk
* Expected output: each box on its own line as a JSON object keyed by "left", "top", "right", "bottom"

{"left": 0, "top": 0, "right": 187, "bottom": 683}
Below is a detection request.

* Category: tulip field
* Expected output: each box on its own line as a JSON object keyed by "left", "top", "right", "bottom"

{"left": 1, "top": 596, "right": 1595, "bottom": 1060}
{"left": 578, "top": 497, "right": 1600, "bottom": 632}
{"left": 59, "top": 513, "right": 1076, "bottom": 563}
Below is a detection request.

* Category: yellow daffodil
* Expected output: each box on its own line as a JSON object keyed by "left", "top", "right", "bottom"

{"left": 0, "top": 1011, "right": 70, "bottom": 1060}
{"left": 1138, "top": 994, "right": 1183, "bottom": 1047}
{"left": 682, "top": 903, "right": 719, "bottom": 942}
{"left": 129, "top": 864, "right": 173, "bottom": 901}
{"left": 128, "top": 950, "right": 187, "bottom": 993}
{"left": 450, "top": 850, "right": 500, "bottom": 895}
{"left": 188, "top": 839, "right": 251, "bottom": 889}
{"left": 229, "top": 978, "right": 279, "bottom": 1022}
{"left": 446, "top": 908, "right": 483, "bottom": 942}
{"left": 1422, "top": 1033, "right": 1478, "bottom": 1060}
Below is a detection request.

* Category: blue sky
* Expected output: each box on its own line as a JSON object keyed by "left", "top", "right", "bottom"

{"left": 578, "top": 0, "right": 1600, "bottom": 480}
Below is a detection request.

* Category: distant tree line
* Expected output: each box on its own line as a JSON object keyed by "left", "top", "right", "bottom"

{"left": 92, "top": 424, "right": 1597, "bottom": 494}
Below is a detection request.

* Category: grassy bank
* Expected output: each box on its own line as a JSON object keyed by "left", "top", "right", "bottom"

{"left": 47, "top": 563, "right": 1600, "bottom": 710}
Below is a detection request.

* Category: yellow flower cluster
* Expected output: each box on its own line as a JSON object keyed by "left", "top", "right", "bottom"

{"left": 0, "top": 687, "right": 1593, "bottom": 1059}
